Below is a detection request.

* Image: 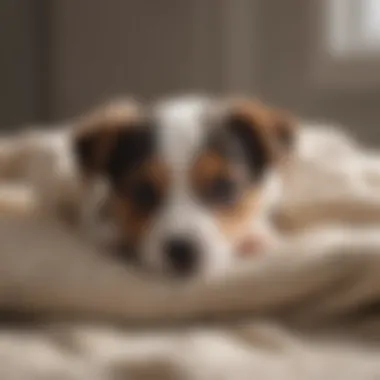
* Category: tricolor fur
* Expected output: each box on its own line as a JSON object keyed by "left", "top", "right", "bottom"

{"left": 74, "top": 96, "right": 297, "bottom": 277}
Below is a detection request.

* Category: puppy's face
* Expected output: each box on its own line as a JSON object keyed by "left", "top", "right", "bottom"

{"left": 74, "top": 97, "right": 296, "bottom": 278}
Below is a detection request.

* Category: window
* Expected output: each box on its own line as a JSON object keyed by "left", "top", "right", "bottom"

{"left": 314, "top": 0, "right": 380, "bottom": 88}
{"left": 360, "top": 0, "right": 380, "bottom": 50}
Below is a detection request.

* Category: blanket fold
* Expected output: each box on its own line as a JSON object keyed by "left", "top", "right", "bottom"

{"left": 2, "top": 126, "right": 380, "bottom": 379}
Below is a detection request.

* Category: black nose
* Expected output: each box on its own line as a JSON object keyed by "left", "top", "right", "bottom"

{"left": 164, "top": 237, "right": 199, "bottom": 275}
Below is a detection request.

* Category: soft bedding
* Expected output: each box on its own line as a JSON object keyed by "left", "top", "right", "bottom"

{"left": 1, "top": 124, "right": 380, "bottom": 379}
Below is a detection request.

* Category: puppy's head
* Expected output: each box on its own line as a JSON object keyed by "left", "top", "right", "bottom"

{"left": 74, "top": 97, "right": 296, "bottom": 278}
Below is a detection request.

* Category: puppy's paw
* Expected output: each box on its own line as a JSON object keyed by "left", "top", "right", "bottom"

{"left": 237, "top": 229, "right": 281, "bottom": 257}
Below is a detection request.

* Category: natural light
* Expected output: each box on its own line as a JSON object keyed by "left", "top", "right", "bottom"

{"left": 328, "top": 0, "right": 380, "bottom": 55}
{"left": 362, "top": 0, "right": 380, "bottom": 44}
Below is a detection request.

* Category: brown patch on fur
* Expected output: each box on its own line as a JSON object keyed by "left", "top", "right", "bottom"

{"left": 215, "top": 99, "right": 296, "bottom": 242}
{"left": 109, "top": 158, "right": 169, "bottom": 246}
{"left": 228, "top": 98, "right": 297, "bottom": 163}
{"left": 215, "top": 188, "right": 260, "bottom": 243}
{"left": 126, "top": 158, "right": 168, "bottom": 194}
{"left": 191, "top": 149, "right": 260, "bottom": 242}
{"left": 214, "top": 98, "right": 297, "bottom": 244}
{"left": 110, "top": 195, "right": 150, "bottom": 245}
{"left": 191, "top": 151, "right": 232, "bottom": 193}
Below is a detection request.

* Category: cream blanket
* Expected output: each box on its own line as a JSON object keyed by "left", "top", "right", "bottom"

{"left": 1, "top": 124, "right": 380, "bottom": 379}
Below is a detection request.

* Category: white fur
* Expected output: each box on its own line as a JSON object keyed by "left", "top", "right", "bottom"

{"left": 141, "top": 97, "right": 281, "bottom": 277}
{"left": 138, "top": 97, "right": 232, "bottom": 277}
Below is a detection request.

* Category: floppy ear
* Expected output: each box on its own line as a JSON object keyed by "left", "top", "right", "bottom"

{"left": 74, "top": 125, "right": 113, "bottom": 176}
{"left": 226, "top": 99, "right": 297, "bottom": 180}
{"left": 73, "top": 99, "right": 145, "bottom": 179}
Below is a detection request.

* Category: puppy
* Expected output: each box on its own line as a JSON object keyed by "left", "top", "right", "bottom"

{"left": 73, "top": 96, "right": 297, "bottom": 277}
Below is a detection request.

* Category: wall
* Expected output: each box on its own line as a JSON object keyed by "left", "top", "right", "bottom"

{"left": 0, "top": 0, "right": 46, "bottom": 127}
{"left": 1, "top": 0, "right": 380, "bottom": 144}
{"left": 0, "top": 0, "right": 228, "bottom": 126}
{"left": 253, "top": 0, "right": 380, "bottom": 144}
{"left": 49, "top": 0, "right": 227, "bottom": 119}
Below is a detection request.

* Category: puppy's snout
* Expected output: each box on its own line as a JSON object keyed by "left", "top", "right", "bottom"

{"left": 164, "top": 237, "right": 199, "bottom": 276}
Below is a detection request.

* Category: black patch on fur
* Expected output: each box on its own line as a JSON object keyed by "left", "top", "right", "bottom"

{"left": 74, "top": 132, "right": 99, "bottom": 173}
{"left": 225, "top": 115, "right": 270, "bottom": 181}
{"left": 199, "top": 127, "right": 252, "bottom": 207}
{"left": 105, "top": 123, "right": 155, "bottom": 187}
{"left": 128, "top": 176, "right": 162, "bottom": 213}
{"left": 74, "top": 122, "right": 155, "bottom": 181}
{"left": 206, "top": 115, "right": 269, "bottom": 182}
{"left": 208, "top": 127, "right": 244, "bottom": 163}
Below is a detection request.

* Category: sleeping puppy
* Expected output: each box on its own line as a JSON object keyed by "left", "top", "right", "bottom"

{"left": 74, "top": 96, "right": 297, "bottom": 277}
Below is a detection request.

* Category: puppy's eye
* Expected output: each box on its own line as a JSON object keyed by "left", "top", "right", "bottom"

{"left": 130, "top": 179, "right": 161, "bottom": 212}
{"left": 205, "top": 175, "right": 239, "bottom": 205}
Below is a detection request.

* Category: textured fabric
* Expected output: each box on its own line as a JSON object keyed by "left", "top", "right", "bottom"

{"left": 1, "top": 124, "right": 380, "bottom": 379}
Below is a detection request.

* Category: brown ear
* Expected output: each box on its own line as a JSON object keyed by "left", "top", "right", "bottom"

{"left": 226, "top": 99, "right": 297, "bottom": 179}
{"left": 73, "top": 99, "right": 144, "bottom": 177}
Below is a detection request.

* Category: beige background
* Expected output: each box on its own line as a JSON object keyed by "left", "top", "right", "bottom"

{"left": 1, "top": 0, "right": 380, "bottom": 142}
